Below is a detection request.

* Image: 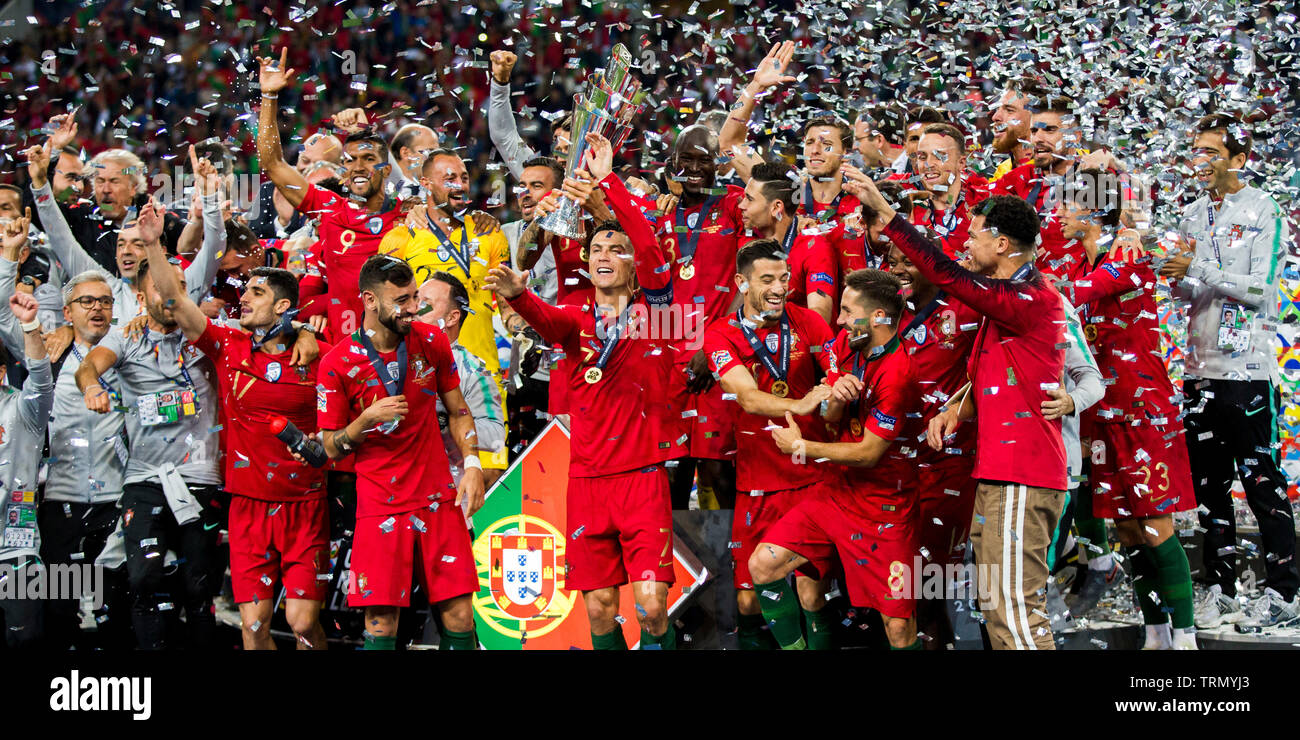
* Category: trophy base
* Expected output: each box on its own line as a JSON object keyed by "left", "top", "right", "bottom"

{"left": 538, "top": 220, "right": 585, "bottom": 241}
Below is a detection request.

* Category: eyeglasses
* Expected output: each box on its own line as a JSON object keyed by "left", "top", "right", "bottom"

{"left": 70, "top": 295, "right": 114, "bottom": 309}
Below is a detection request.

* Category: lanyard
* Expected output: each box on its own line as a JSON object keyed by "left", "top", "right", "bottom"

{"left": 673, "top": 195, "right": 722, "bottom": 264}
{"left": 802, "top": 180, "right": 844, "bottom": 221}
{"left": 1205, "top": 200, "right": 1223, "bottom": 267}
{"left": 426, "top": 215, "right": 472, "bottom": 276}
{"left": 780, "top": 219, "right": 798, "bottom": 256}
{"left": 355, "top": 330, "right": 407, "bottom": 397}
{"left": 737, "top": 309, "right": 790, "bottom": 382}
{"left": 69, "top": 344, "right": 116, "bottom": 396}
{"left": 1011, "top": 262, "right": 1034, "bottom": 281}
{"left": 251, "top": 309, "right": 299, "bottom": 351}
{"left": 926, "top": 189, "right": 966, "bottom": 235}
{"left": 592, "top": 303, "right": 635, "bottom": 371}
{"left": 145, "top": 326, "right": 199, "bottom": 401}
{"left": 902, "top": 291, "right": 947, "bottom": 339}
{"left": 846, "top": 334, "right": 901, "bottom": 419}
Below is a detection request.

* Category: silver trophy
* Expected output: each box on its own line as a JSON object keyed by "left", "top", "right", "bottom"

{"left": 536, "top": 44, "right": 646, "bottom": 240}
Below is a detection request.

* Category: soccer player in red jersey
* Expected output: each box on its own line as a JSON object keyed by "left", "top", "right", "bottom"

{"left": 988, "top": 79, "right": 1040, "bottom": 183}
{"left": 906, "top": 124, "right": 990, "bottom": 258}
{"left": 884, "top": 243, "right": 981, "bottom": 646}
{"left": 798, "top": 115, "right": 871, "bottom": 276}
{"left": 257, "top": 49, "right": 405, "bottom": 341}
{"left": 139, "top": 225, "right": 330, "bottom": 650}
{"left": 485, "top": 133, "right": 686, "bottom": 650}
{"left": 759, "top": 269, "right": 924, "bottom": 649}
{"left": 653, "top": 123, "right": 748, "bottom": 509}
{"left": 1058, "top": 170, "right": 1198, "bottom": 649}
{"left": 703, "top": 240, "right": 837, "bottom": 649}
{"left": 316, "top": 254, "right": 485, "bottom": 651}
{"left": 739, "top": 163, "right": 838, "bottom": 324}
{"left": 991, "top": 94, "right": 1091, "bottom": 281}
{"left": 857, "top": 173, "right": 1070, "bottom": 650}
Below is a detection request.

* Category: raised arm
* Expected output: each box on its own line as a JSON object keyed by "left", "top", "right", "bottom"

{"left": 585, "top": 133, "right": 673, "bottom": 301}
{"left": 0, "top": 212, "right": 32, "bottom": 359}
{"left": 256, "top": 48, "right": 311, "bottom": 208}
{"left": 10, "top": 293, "right": 54, "bottom": 435}
{"left": 487, "top": 51, "right": 537, "bottom": 180}
{"left": 26, "top": 141, "right": 100, "bottom": 278}
{"left": 720, "top": 41, "right": 796, "bottom": 183}
{"left": 182, "top": 146, "right": 226, "bottom": 304}
{"left": 138, "top": 201, "right": 208, "bottom": 342}
{"left": 485, "top": 264, "right": 581, "bottom": 348}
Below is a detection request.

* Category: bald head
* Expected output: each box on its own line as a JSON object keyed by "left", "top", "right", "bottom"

{"left": 391, "top": 124, "right": 438, "bottom": 181}
{"left": 670, "top": 125, "right": 720, "bottom": 196}
{"left": 297, "top": 133, "right": 343, "bottom": 174}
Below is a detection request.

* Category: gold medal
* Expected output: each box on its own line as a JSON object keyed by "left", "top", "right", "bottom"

{"left": 771, "top": 380, "right": 789, "bottom": 398}
{"left": 850, "top": 419, "right": 864, "bottom": 437}
{"left": 679, "top": 263, "right": 696, "bottom": 280}
{"left": 584, "top": 367, "right": 604, "bottom": 384}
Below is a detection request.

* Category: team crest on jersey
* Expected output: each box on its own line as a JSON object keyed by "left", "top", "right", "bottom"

{"left": 295, "top": 365, "right": 310, "bottom": 381}
{"left": 711, "top": 350, "right": 732, "bottom": 369}
{"left": 1229, "top": 224, "right": 1245, "bottom": 242}
{"left": 489, "top": 530, "right": 559, "bottom": 619}
{"left": 366, "top": 216, "right": 384, "bottom": 235}
{"left": 265, "top": 361, "right": 282, "bottom": 383}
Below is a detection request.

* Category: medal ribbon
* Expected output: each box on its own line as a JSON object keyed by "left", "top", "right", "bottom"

{"left": 737, "top": 308, "right": 790, "bottom": 383}
{"left": 355, "top": 330, "right": 408, "bottom": 397}
{"left": 802, "top": 180, "right": 845, "bottom": 221}
{"left": 672, "top": 195, "right": 722, "bottom": 266}
{"left": 425, "top": 215, "right": 473, "bottom": 276}
{"left": 591, "top": 302, "right": 636, "bottom": 373}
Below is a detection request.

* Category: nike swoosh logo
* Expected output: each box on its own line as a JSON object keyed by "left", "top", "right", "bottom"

{"left": 658, "top": 561, "right": 673, "bottom": 568}
{"left": 1244, "top": 407, "right": 1267, "bottom": 417}
{"left": 203, "top": 522, "right": 220, "bottom": 531}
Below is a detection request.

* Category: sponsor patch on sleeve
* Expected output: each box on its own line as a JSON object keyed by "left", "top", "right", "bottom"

{"left": 811, "top": 271, "right": 834, "bottom": 286}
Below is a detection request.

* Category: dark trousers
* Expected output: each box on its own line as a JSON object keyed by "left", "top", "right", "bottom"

{"left": 122, "top": 481, "right": 223, "bottom": 650}
{"left": 1184, "top": 378, "right": 1299, "bottom": 600}
{"left": 507, "top": 375, "right": 551, "bottom": 461}
{"left": 38, "top": 500, "right": 132, "bottom": 650}
{"left": 0, "top": 558, "right": 44, "bottom": 650}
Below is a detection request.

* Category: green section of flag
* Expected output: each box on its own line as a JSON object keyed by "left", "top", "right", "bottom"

{"left": 471, "top": 461, "right": 524, "bottom": 650}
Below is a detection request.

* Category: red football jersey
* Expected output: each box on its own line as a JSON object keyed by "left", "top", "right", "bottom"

{"left": 797, "top": 190, "right": 870, "bottom": 275}
{"left": 898, "top": 292, "right": 981, "bottom": 459}
{"left": 317, "top": 322, "right": 461, "bottom": 515}
{"left": 906, "top": 173, "right": 990, "bottom": 259}
{"left": 553, "top": 236, "right": 594, "bottom": 305}
{"left": 825, "top": 331, "right": 922, "bottom": 524}
{"left": 657, "top": 185, "right": 747, "bottom": 356}
{"left": 703, "top": 303, "right": 836, "bottom": 493}
{"left": 1065, "top": 253, "right": 1181, "bottom": 426}
{"left": 297, "top": 185, "right": 404, "bottom": 338}
{"left": 193, "top": 321, "right": 328, "bottom": 502}
{"left": 991, "top": 163, "right": 1083, "bottom": 280}
{"left": 786, "top": 232, "right": 839, "bottom": 318}
{"left": 513, "top": 173, "right": 687, "bottom": 477}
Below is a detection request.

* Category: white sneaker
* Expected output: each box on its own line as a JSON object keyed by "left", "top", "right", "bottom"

{"left": 1172, "top": 627, "right": 1198, "bottom": 650}
{"left": 1235, "top": 587, "right": 1300, "bottom": 633}
{"left": 1194, "top": 584, "right": 1243, "bottom": 628}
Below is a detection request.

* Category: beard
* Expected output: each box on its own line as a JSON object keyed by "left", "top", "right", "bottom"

{"left": 379, "top": 308, "right": 411, "bottom": 336}
{"left": 146, "top": 301, "right": 177, "bottom": 329}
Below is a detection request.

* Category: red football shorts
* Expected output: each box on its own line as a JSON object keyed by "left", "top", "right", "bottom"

{"left": 566, "top": 465, "right": 675, "bottom": 592}
{"left": 731, "top": 485, "right": 818, "bottom": 590}
{"left": 229, "top": 495, "right": 329, "bottom": 604}
{"left": 1090, "top": 422, "right": 1196, "bottom": 519}
{"left": 916, "top": 455, "right": 977, "bottom": 567}
{"left": 763, "top": 492, "right": 918, "bottom": 619}
{"left": 347, "top": 495, "right": 477, "bottom": 608}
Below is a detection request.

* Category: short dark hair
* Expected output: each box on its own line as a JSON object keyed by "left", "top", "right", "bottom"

{"left": 249, "top": 266, "right": 300, "bottom": 308}
{"left": 0, "top": 183, "right": 22, "bottom": 201}
{"left": 859, "top": 103, "right": 907, "bottom": 145}
{"left": 1030, "top": 95, "right": 1075, "bottom": 116}
{"left": 582, "top": 220, "right": 628, "bottom": 261}
{"left": 736, "top": 238, "right": 787, "bottom": 276}
{"left": 861, "top": 180, "right": 906, "bottom": 226}
{"left": 975, "top": 195, "right": 1041, "bottom": 253}
{"left": 802, "top": 114, "right": 853, "bottom": 150}
{"left": 358, "top": 254, "right": 414, "bottom": 295}
{"left": 521, "top": 156, "right": 565, "bottom": 189}
{"left": 906, "top": 105, "right": 946, "bottom": 128}
{"left": 428, "top": 271, "right": 471, "bottom": 327}
{"left": 59, "top": 144, "right": 80, "bottom": 158}
{"left": 344, "top": 131, "right": 389, "bottom": 157}
{"left": 1006, "top": 77, "right": 1048, "bottom": 103}
{"left": 225, "top": 218, "right": 259, "bottom": 256}
{"left": 920, "top": 123, "right": 967, "bottom": 155}
{"left": 844, "top": 269, "right": 903, "bottom": 323}
{"left": 136, "top": 255, "right": 181, "bottom": 288}
{"left": 750, "top": 161, "right": 797, "bottom": 216}
{"left": 1195, "top": 112, "right": 1252, "bottom": 160}
{"left": 419, "top": 147, "right": 463, "bottom": 176}
{"left": 193, "top": 139, "right": 233, "bottom": 175}
{"left": 1064, "top": 168, "right": 1122, "bottom": 228}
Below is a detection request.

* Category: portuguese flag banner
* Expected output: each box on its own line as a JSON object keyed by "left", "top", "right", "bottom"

{"left": 471, "top": 421, "right": 709, "bottom": 649}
